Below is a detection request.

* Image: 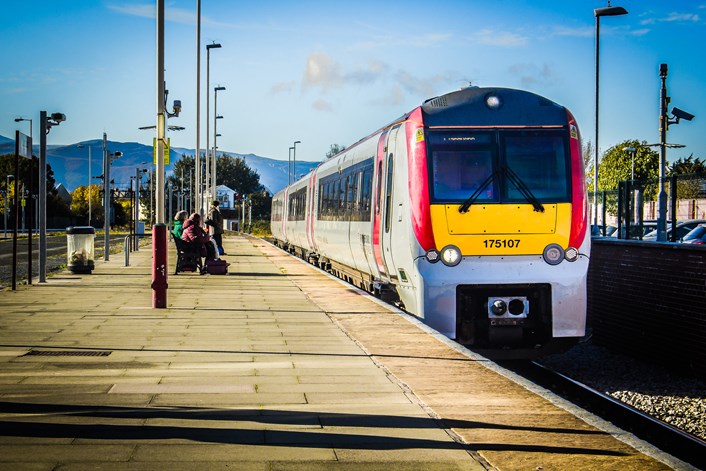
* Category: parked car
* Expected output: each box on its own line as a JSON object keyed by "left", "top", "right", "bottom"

{"left": 642, "top": 219, "right": 706, "bottom": 241}
{"left": 591, "top": 224, "right": 617, "bottom": 237}
{"left": 681, "top": 224, "right": 706, "bottom": 245}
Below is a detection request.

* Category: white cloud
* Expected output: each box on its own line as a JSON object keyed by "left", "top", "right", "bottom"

{"left": 472, "top": 29, "right": 528, "bottom": 47}
{"left": 507, "top": 63, "right": 555, "bottom": 88}
{"left": 312, "top": 99, "right": 333, "bottom": 112}
{"left": 106, "top": 2, "right": 225, "bottom": 27}
{"left": 641, "top": 12, "right": 700, "bottom": 25}
{"left": 551, "top": 26, "right": 594, "bottom": 38}
{"left": 271, "top": 81, "right": 296, "bottom": 94}
{"left": 302, "top": 52, "right": 388, "bottom": 93}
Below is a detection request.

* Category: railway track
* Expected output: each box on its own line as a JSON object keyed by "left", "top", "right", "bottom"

{"left": 499, "top": 360, "right": 706, "bottom": 470}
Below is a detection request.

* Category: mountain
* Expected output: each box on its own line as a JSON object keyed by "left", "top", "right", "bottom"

{"left": 0, "top": 135, "right": 320, "bottom": 195}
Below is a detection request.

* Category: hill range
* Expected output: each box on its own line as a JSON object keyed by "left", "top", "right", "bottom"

{"left": 0, "top": 136, "right": 320, "bottom": 196}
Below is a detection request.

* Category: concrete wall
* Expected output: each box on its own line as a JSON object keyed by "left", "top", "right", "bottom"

{"left": 588, "top": 239, "right": 706, "bottom": 377}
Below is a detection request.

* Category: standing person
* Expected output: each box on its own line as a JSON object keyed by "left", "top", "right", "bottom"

{"left": 172, "top": 210, "right": 187, "bottom": 239}
{"left": 208, "top": 200, "right": 225, "bottom": 255}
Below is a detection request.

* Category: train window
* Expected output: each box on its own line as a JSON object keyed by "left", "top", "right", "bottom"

{"left": 432, "top": 150, "right": 495, "bottom": 202}
{"left": 361, "top": 168, "right": 372, "bottom": 221}
{"left": 502, "top": 132, "right": 570, "bottom": 201}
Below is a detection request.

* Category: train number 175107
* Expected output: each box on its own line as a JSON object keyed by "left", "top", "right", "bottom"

{"left": 483, "top": 239, "right": 520, "bottom": 249}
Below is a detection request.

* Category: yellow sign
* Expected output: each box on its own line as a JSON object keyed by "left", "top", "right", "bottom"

{"left": 153, "top": 138, "right": 170, "bottom": 165}
{"left": 415, "top": 128, "right": 425, "bottom": 142}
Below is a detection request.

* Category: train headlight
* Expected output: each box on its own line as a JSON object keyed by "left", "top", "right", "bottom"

{"left": 440, "top": 245, "right": 462, "bottom": 267}
{"left": 425, "top": 249, "right": 440, "bottom": 263}
{"left": 490, "top": 299, "right": 507, "bottom": 315}
{"left": 542, "top": 243, "right": 564, "bottom": 265}
{"left": 485, "top": 93, "right": 503, "bottom": 110}
{"left": 564, "top": 246, "right": 579, "bottom": 262}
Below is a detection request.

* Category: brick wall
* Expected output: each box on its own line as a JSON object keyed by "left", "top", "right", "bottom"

{"left": 588, "top": 239, "right": 706, "bottom": 377}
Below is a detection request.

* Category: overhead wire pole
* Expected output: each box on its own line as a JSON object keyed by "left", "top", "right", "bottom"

{"left": 153, "top": 0, "right": 168, "bottom": 308}
{"left": 195, "top": 0, "right": 201, "bottom": 216}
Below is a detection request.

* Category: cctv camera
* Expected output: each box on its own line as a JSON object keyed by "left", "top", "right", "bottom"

{"left": 173, "top": 100, "right": 182, "bottom": 113}
{"left": 672, "top": 107, "right": 695, "bottom": 122}
{"left": 50, "top": 113, "right": 66, "bottom": 122}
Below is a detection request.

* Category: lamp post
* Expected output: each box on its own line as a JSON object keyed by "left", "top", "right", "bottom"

{"left": 292, "top": 140, "right": 301, "bottom": 182}
{"left": 288, "top": 147, "right": 294, "bottom": 185}
{"left": 195, "top": 0, "right": 202, "bottom": 218}
{"left": 39, "top": 111, "right": 66, "bottom": 282}
{"left": 593, "top": 3, "right": 628, "bottom": 226}
{"left": 213, "top": 85, "right": 225, "bottom": 202}
{"left": 205, "top": 41, "right": 221, "bottom": 213}
{"left": 3, "top": 175, "right": 13, "bottom": 238}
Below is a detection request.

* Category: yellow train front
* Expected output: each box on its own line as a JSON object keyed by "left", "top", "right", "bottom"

{"left": 271, "top": 86, "right": 590, "bottom": 359}
{"left": 404, "top": 88, "right": 590, "bottom": 358}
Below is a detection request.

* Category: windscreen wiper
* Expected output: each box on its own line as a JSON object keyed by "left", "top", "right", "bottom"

{"left": 458, "top": 171, "right": 498, "bottom": 214}
{"left": 503, "top": 165, "right": 545, "bottom": 213}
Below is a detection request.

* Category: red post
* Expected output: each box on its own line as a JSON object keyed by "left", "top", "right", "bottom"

{"left": 152, "top": 224, "right": 168, "bottom": 308}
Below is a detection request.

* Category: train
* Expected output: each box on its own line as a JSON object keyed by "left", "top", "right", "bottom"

{"left": 271, "top": 86, "right": 590, "bottom": 359}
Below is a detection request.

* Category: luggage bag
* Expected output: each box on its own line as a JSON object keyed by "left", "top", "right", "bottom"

{"left": 205, "top": 259, "right": 230, "bottom": 275}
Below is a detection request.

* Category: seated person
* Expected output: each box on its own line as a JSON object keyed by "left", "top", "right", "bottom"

{"left": 173, "top": 210, "right": 188, "bottom": 239}
{"left": 181, "top": 213, "right": 218, "bottom": 261}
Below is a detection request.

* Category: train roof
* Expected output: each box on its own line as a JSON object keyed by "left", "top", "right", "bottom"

{"left": 421, "top": 87, "right": 569, "bottom": 127}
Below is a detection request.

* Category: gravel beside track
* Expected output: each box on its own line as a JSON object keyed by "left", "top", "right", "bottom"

{"left": 539, "top": 342, "right": 706, "bottom": 440}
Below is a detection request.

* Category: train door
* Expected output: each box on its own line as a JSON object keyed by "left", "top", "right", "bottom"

{"left": 372, "top": 131, "right": 389, "bottom": 281}
{"left": 380, "top": 126, "right": 401, "bottom": 280}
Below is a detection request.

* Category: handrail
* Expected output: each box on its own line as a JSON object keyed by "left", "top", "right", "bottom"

{"left": 123, "top": 233, "right": 152, "bottom": 266}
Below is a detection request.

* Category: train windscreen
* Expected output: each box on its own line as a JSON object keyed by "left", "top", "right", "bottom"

{"left": 428, "top": 130, "right": 571, "bottom": 204}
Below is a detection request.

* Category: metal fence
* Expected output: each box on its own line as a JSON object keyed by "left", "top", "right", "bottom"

{"left": 589, "top": 174, "right": 706, "bottom": 241}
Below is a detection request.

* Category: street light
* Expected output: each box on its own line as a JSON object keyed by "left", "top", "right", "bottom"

{"left": 38, "top": 111, "right": 66, "bottom": 282}
{"left": 205, "top": 41, "right": 222, "bottom": 212}
{"left": 293, "top": 140, "right": 301, "bottom": 182}
{"left": 593, "top": 3, "right": 628, "bottom": 226}
{"left": 288, "top": 146, "right": 294, "bottom": 185}
{"left": 213, "top": 85, "right": 225, "bottom": 202}
{"left": 3, "top": 175, "right": 13, "bottom": 238}
{"left": 622, "top": 147, "right": 636, "bottom": 182}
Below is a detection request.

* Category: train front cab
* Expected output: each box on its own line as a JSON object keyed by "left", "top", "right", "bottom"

{"left": 409, "top": 88, "right": 590, "bottom": 358}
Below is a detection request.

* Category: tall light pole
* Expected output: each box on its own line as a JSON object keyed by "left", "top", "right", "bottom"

{"left": 213, "top": 85, "right": 225, "bottom": 202}
{"left": 3, "top": 175, "right": 13, "bottom": 238}
{"left": 205, "top": 41, "right": 221, "bottom": 212}
{"left": 288, "top": 147, "right": 294, "bottom": 185}
{"left": 195, "top": 0, "right": 202, "bottom": 217}
{"left": 39, "top": 111, "right": 66, "bottom": 282}
{"left": 594, "top": 3, "right": 628, "bottom": 226}
{"left": 292, "top": 140, "right": 301, "bottom": 182}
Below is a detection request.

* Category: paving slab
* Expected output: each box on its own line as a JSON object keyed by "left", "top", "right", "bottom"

{"left": 0, "top": 234, "right": 683, "bottom": 470}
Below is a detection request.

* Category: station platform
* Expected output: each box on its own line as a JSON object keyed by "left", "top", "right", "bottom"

{"left": 0, "top": 234, "right": 684, "bottom": 470}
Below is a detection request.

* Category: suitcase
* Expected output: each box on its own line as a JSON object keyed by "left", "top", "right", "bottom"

{"left": 205, "top": 259, "right": 230, "bottom": 275}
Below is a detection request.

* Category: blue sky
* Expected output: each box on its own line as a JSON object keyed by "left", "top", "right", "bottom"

{"left": 1, "top": 1, "right": 704, "bottom": 166}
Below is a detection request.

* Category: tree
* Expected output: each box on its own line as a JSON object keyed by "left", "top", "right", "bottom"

{"left": 669, "top": 155, "right": 706, "bottom": 200}
{"left": 583, "top": 140, "right": 595, "bottom": 190}
{"left": 598, "top": 140, "right": 659, "bottom": 197}
{"left": 1, "top": 153, "right": 68, "bottom": 226}
{"left": 70, "top": 184, "right": 103, "bottom": 224}
{"left": 217, "top": 154, "right": 263, "bottom": 196}
{"left": 325, "top": 144, "right": 346, "bottom": 160}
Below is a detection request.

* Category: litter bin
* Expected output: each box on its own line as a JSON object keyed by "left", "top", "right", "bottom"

{"left": 66, "top": 226, "right": 95, "bottom": 274}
